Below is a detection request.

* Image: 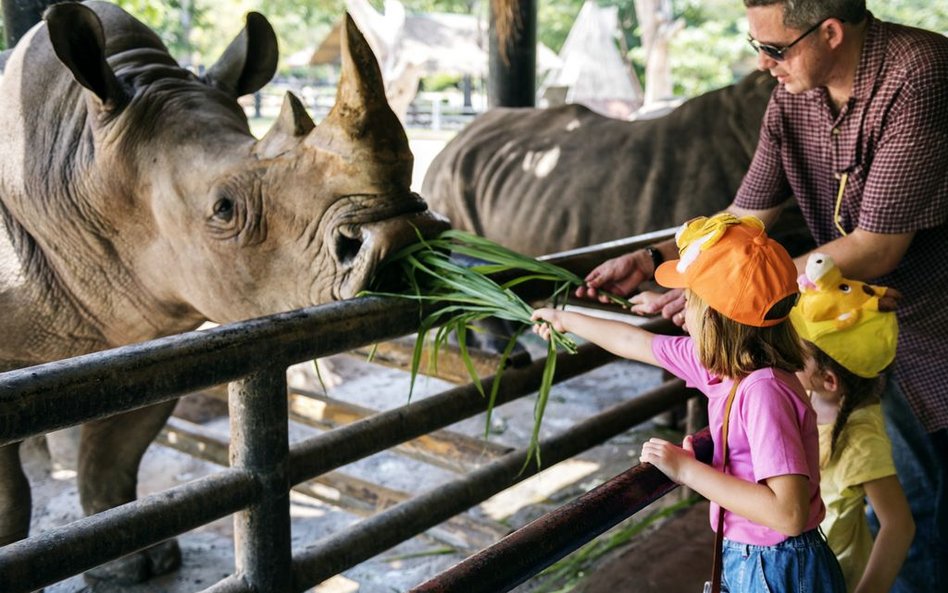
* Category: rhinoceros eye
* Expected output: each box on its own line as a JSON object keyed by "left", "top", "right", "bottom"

{"left": 839, "top": 283, "right": 851, "bottom": 293}
{"left": 212, "top": 197, "right": 234, "bottom": 222}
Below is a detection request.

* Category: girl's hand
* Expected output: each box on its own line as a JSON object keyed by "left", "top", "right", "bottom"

{"left": 639, "top": 435, "right": 697, "bottom": 484}
{"left": 531, "top": 308, "right": 565, "bottom": 341}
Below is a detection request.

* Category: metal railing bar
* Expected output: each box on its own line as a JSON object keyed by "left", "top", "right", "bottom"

{"left": 408, "top": 428, "right": 714, "bottom": 593}
{"left": 0, "top": 228, "right": 676, "bottom": 447}
{"left": 285, "top": 317, "right": 677, "bottom": 487}
{"left": 538, "top": 227, "right": 677, "bottom": 263}
{"left": 0, "top": 469, "right": 259, "bottom": 593}
{"left": 287, "top": 341, "right": 613, "bottom": 486}
{"left": 287, "top": 379, "right": 691, "bottom": 592}
{"left": 0, "top": 296, "right": 427, "bottom": 446}
{"left": 230, "top": 367, "right": 293, "bottom": 592}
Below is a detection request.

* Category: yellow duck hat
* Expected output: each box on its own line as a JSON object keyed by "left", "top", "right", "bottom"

{"left": 789, "top": 253, "right": 898, "bottom": 378}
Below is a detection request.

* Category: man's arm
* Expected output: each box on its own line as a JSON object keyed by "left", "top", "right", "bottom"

{"left": 793, "top": 229, "right": 915, "bottom": 280}
{"left": 731, "top": 202, "right": 914, "bottom": 279}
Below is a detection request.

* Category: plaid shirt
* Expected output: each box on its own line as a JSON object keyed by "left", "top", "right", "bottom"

{"left": 735, "top": 14, "right": 948, "bottom": 433}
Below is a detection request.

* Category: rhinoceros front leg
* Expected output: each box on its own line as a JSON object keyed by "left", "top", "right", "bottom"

{"left": 79, "top": 399, "right": 182, "bottom": 585}
{"left": 0, "top": 442, "right": 32, "bottom": 546}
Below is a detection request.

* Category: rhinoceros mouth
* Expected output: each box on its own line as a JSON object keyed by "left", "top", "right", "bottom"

{"left": 327, "top": 192, "right": 447, "bottom": 300}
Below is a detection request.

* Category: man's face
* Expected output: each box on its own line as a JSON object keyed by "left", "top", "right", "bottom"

{"left": 747, "top": 5, "right": 827, "bottom": 94}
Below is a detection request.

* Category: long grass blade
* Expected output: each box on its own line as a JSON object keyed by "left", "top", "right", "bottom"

{"left": 360, "top": 228, "right": 630, "bottom": 469}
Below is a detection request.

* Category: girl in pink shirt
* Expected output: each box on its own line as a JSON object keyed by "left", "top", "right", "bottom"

{"left": 533, "top": 214, "right": 844, "bottom": 592}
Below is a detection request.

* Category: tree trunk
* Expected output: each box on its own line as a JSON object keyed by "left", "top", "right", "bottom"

{"left": 634, "top": 0, "right": 683, "bottom": 106}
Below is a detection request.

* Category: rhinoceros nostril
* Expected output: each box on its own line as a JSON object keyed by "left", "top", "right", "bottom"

{"left": 334, "top": 227, "right": 364, "bottom": 265}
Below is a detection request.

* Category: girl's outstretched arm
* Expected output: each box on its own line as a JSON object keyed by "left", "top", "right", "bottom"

{"left": 854, "top": 475, "right": 914, "bottom": 593}
{"left": 531, "top": 307, "right": 658, "bottom": 366}
{"left": 641, "top": 436, "right": 811, "bottom": 536}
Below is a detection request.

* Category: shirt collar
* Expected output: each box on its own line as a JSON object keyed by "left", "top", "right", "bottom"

{"left": 851, "top": 12, "right": 886, "bottom": 103}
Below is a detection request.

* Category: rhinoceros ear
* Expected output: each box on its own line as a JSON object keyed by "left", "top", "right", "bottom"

{"left": 45, "top": 3, "right": 128, "bottom": 107}
{"left": 254, "top": 92, "right": 315, "bottom": 159}
{"left": 204, "top": 12, "right": 278, "bottom": 97}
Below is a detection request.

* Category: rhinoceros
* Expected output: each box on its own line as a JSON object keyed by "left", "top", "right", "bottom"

{"left": 0, "top": 0, "right": 446, "bottom": 584}
{"left": 422, "top": 71, "right": 812, "bottom": 257}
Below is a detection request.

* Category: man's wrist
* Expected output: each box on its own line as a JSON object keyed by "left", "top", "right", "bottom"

{"left": 645, "top": 246, "right": 665, "bottom": 277}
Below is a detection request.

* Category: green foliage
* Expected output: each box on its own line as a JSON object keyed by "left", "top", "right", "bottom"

{"left": 422, "top": 72, "right": 463, "bottom": 91}
{"left": 872, "top": 1, "right": 948, "bottom": 31}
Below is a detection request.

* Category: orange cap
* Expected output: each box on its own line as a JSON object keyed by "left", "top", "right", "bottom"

{"left": 654, "top": 214, "right": 798, "bottom": 327}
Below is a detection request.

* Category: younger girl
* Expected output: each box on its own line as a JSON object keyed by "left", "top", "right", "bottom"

{"left": 532, "top": 214, "right": 845, "bottom": 592}
{"left": 790, "top": 253, "right": 914, "bottom": 593}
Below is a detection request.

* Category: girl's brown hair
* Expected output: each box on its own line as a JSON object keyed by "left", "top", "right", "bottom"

{"left": 804, "top": 342, "right": 886, "bottom": 467}
{"left": 688, "top": 290, "right": 804, "bottom": 379}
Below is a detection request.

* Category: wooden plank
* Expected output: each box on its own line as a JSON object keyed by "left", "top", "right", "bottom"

{"left": 348, "top": 336, "right": 531, "bottom": 384}
{"left": 157, "top": 417, "right": 509, "bottom": 551}
{"left": 184, "top": 385, "right": 511, "bottom": 473}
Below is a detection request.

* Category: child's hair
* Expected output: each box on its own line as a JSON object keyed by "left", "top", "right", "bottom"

{"left": 689, "top": 289, "right": 805, "bottom": 379}
{"left": 804, "top": 340, "right": 887, "bottom": 466}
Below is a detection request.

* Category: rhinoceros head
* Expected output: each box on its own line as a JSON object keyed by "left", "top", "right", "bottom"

{"left": 40, "top": 2, "right": 446, "bottom": 330}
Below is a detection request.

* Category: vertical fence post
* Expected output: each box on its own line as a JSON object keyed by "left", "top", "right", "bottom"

{"left": 229, "top": 366, "right": 291, "bottom": 592}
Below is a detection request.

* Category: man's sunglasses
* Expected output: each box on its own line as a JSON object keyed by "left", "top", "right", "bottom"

{"left": 747, "top": 18, "right": 835, "bottom": 61}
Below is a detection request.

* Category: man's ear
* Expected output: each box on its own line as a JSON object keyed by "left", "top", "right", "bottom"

{"left": 824, "top": 18, "right": 847, "bottom": 50}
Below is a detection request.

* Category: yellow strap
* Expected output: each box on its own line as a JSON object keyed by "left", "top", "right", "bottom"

{"left": 834, "top": 172, "right": 849, "bottom": 236}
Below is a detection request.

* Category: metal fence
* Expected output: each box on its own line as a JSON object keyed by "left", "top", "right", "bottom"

{"left": 0, "top": 229, "right": 696, "bottom": 593}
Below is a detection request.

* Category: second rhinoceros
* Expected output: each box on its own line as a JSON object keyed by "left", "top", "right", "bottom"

{"left": 423, "top": 71, "right": 812, "bottom": 257}
{"left": 0, "top": 0, "right": 446, "bottom": 584}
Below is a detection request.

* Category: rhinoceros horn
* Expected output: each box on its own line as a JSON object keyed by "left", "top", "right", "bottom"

{"left": 304, "top": 14, "right": 411, "bottom": 187}
{"left": 203, "top": 12, "right": 278, "bottom": 97}
{"left": 254, "top": 92, "right": 316, "bottom": 159}
{"left": 46, "top": 3, "right": 128, "bottom": 107}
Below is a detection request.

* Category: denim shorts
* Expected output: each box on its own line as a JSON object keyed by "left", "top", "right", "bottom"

{"left": 720, "top": 529, "right": 846, "bottom": 593}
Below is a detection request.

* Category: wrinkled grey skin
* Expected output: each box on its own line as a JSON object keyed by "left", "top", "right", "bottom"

{"left": 423, "top": 71, "right": 812, "bottom": 257}
{"left": 0, "top": 1, "right": 445, "bottom": 584}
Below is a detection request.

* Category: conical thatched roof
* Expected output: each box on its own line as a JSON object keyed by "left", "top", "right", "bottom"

{"left": 538, "top": 0, "right": 643, "bottom": 118}
{"left": 310, "top": 0, "right": 559, "bottom": 76}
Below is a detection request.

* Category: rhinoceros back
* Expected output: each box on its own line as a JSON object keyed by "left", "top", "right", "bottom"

{"left": 423, "top": 72, "right": 784, "bottom": 258}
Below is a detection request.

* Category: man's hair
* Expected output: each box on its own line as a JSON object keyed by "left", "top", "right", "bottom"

{"left": 743, "top": 0, "right": 867, "bottom": 29}
{"left": 689, "top": 290, "right": 804, "bottom": 379}
{"left": 804, "top": 341, "right": 886, "bottom": 467}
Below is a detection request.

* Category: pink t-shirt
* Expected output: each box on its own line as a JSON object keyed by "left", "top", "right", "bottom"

{"left": 652, "top": 335, "right": 825, "bottom": 546}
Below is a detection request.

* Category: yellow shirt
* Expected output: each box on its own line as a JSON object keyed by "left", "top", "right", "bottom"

{"left": 819, "top": 404, "right": 896, "bottom": 592}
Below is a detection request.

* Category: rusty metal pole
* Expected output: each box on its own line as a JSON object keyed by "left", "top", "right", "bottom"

{"left": 230, "top": 367, "right": 292, "bottom": 592}
{"left": 488, "top": 0, "right": 536, "bottom": 107}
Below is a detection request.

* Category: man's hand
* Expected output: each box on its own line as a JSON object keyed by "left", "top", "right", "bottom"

{"left": 575, "top": 251, "right": 651, "bottom": 303}
{"left": 878, "top": 287, "right": 903, "bottom": 312}
{"left": 629, "top": 289, "right": 687, "bottom": 328}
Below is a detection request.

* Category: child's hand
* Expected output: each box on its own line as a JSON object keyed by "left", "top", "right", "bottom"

{"left": 639, "top": 435, "right": 697, "bottom": 484}
{"left": 531, "top": 308, "right": 565, "bottom": 341}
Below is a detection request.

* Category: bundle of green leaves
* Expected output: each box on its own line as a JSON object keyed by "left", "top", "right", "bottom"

{"left": 362, "top": 229, "right": 630, "bottom": 469}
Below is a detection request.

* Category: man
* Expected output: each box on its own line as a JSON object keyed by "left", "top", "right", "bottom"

{"left": 578, "top": 2, "right": 948, "bottom": 592}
